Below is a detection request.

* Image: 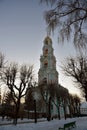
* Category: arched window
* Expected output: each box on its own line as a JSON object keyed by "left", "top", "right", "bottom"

{"left": 44, "top": 60, "right": 48, "bottom": 67}
{"left": 45, "top": 49, "right": 48, "bottom": 54}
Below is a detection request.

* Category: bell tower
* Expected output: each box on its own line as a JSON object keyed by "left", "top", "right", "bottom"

{"left": 38, "top": 36, "right": 58, "bottom": 85}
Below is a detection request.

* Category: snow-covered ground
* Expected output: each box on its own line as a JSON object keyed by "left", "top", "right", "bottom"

{"left": 0, "top": 117, "right": 87, "bottom": 130}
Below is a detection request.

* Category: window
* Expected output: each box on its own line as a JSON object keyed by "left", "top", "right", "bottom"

{"left": 45, "top": 49, "right": 48, "bottom": 54}
{"left": 44, "top": 60, "right": 48, "bottom": 67}
{"left": 44, "top": 49, "right": 48, "bottom": 56}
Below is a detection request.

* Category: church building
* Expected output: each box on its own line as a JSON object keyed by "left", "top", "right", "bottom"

{"left": 25, "top": 36, "right": 69, "bottom": 119}
{"left": 38, "top": 36, "right": 69, "bottom": 118}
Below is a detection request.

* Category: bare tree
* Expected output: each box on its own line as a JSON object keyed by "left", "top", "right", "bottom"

{"left": 48, "top": 84, "right": 69, "bottom": 120}
{"left": 61, "top": 55, "right": 87, "bottom": 101}
{"left": 68, "top": 94, "right": 81, "bottom": 117}
{"left": 1, "top": 90, "right": 14, "bottom": 119}
{"left": 0, "top": 52, "right": 6, "bottom": 105}
{"left": 38, "top": 82, "right": 49, "bottom": 119}
{"left": 40, "top": 0, "right": 87, "bottom": 48}
{"left": 0, "top": 52, "right": 5, "bottom": 69}
{"left": 68, "top": 94, "right": 76, "bottom": 117}
{"left": 73, "top": 94, "right": 81, "bottom": 116}
{"left": 0, "top": 52, "right": 5, "bottom": 80}
{"left": 39, "top": 82, "right": 69, "bottom": 120}
{"left": 25, "top": 87, "right": 34, "bottom": 119}
{"left": 2, "top": 63, "right": 33, "bottom": 125}
{"left": 57, "top": 85, "right": 69, "bottom": 119}
{"left": 2, "top": 90, "right": 13, "bottom": 105}
{"left": 0, "top": 87, "right": 1, "bottom": 104}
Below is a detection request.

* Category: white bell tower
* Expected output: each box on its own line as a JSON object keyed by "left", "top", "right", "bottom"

{"left": 38, "top": 36, "right": 58, "bottom": 85}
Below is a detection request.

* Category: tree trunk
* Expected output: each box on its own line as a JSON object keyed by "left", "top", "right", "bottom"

{"left": 34, "top": 100, "right": 37, "bottom": 123}
{"left": 13, "top": 100, "right": 20, "bottom": 125}
{"left": 57, "top": 106, "right": 60, "bottom": 120}
{"left": 63, "top": 106, "right": 66, "bottom": 120}
{"left": 69, "top": 105, "right": 72, "bottom": 118}
{"left": 48, "top": 97, "right": 51, "bottom": 121}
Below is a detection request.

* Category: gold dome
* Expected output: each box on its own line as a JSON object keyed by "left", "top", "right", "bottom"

{"left": 44, "top": 36, "right": 52, "bottom": 45}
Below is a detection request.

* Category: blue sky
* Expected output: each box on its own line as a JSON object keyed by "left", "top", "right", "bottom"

{"left": 0, "top": 0, "right": 81, "bottom": 97}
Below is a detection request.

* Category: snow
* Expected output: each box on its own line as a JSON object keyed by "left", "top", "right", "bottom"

{"left": 0, "top": 117, "right": 87, "bottom": 130}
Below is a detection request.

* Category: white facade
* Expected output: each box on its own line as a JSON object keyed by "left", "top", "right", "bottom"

{"left": 80, "top": 102, "right": 87, "bottom": 115}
